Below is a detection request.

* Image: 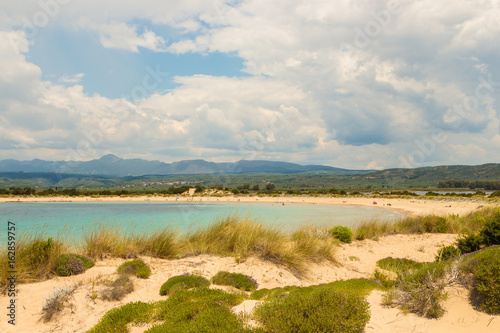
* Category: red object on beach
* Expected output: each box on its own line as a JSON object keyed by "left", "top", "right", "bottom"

{"left": 373, "top": 201, "right": 377, "bottom": 204}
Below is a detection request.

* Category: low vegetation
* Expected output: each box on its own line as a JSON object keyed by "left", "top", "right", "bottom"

{"left": 117, "top": 259, "right": 152, "bottom": 279}
{"left": 380, "top": 215, "right": 500, "bottom": 317}
{"left": 55, "top": 253, "right": 95, "bottom": 276}
{"left": 101, "top": 275, "right": 135, "bottom": 301}
{"left": 159, "top": 274, "right": 210, "bottom": 296}
{"left": 41, "top": 286, "right": 76, "bottom": 322}
{"left": 211, "top": 271, "right": 258, "bottom": 291}
{"left": 328, "top": 225, "right": 353, "bottom": 243}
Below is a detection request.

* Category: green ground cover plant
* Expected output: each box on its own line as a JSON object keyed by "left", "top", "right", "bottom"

{"left": 117, "top": 259, "right": 151, "bottom": 278}
{"left": 159, "top": 273, "right": 210, "bottom": 296}
{"left": 55, "top": 253, "right": 95, "bottom": 276}
{"left": 254, "top": 287, "right": 370, "bottom": 333}
{"left": 211, "top": 271, "right": 258, "bottom": 291}
{"left": 328, "top": 225, "right": 353, "bottom": 243}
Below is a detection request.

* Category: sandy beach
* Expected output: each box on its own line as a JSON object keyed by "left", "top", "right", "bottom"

{"left": 1, "top": 196, "right": 498, "bottom": 332}
{"left": 0, "top": 194, "right": 495, "bottom": 217}
{"left": 1, "top": 233, "right": 499, "bottom": 333}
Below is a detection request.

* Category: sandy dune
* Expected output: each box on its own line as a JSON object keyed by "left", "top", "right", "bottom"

{"left": 1, "top": 232, "right": 499, "bottom": 333}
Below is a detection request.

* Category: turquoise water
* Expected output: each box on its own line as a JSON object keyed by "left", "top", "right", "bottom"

{"left": 0, "top": 202, "right": 404, "bottom": 244}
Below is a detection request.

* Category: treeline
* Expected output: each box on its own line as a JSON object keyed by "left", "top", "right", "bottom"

{"left": 438, "top": 180, "right": 500, "bottom": 190}
{"left": 0, "top": 186, "right": 197, "bottom": 196}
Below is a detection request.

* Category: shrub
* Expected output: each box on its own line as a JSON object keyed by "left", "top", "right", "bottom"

{"left": 211, "top": 271, "right": 258, "bottom": 291}
{"left": 87, "top": 301, "right": 154, "bottom": 333}
{"left": 382, "top": 262, "right": 450, "bottom": 318}
{"left": 474, "top": 255, "right": 500, "bottom": 314}
{"left": 41, "top": 286, "right": 76, "bottom": 322}
{"left": 55, "top": 253, "right": 95, "bottom": 276}
{"left": 159, "top": 274, "right": 210, "bottom": 296}
{"left": 328, "top": 226, "right": 353, "bottom": 243}
{"left": 457, "top": 234, "right": 483, "bottom": 254}
{"left": 117, "top": 259, "right": 151, "bottom": 278}
{"left": 254, "top": 288, "right": 370, "bottom": 332}
{"left": 435, "top": 246, "right": 460, "bottom": 262}
{"left": 460, "top": 246, "right": 500, "bottom": 314}
{"left": 101, "top": 275, "right": 135, "bottom": 301}
{"left": 151, "top": 288, "right": 249, "bottom": 332}
{"left": 479, "top": 213, "right": 500, "bottom": 246}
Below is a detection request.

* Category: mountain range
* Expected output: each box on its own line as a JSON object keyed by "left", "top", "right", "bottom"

{"left": 0, "top": 154, "right": 351, "bottom": 177}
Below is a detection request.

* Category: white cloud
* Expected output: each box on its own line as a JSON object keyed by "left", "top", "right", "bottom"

{"left": 0, "top": 0, "right": 499, "bottom": 168}
{"left": 90, "top": 22, "right": 167, "bottom": 52}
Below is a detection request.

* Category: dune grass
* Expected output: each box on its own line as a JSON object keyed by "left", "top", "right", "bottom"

{"left": 2, "top": 207, "right": 499, "bottom": 290}
{"left": 0, "top": 228, "right": 66, "bottom": 287}
{"left": 353, "top": 206, "right": 500, "bottom": 240}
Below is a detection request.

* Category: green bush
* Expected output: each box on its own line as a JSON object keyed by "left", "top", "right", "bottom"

{"left": 151, "top": 288, "right": 250, "bottom": 332}
{"left": 479, "top": 213, "right": 500, "bottom": 246}
{"left": 254, "top": 288, "right": 370, "bottom": 332}
{"left": 457, "top": 234, "right": 483, "bottom": 254}
{"left": 117, "top": 259, "right": 151, "bottom": 279}
{"left": 461, "top": 246, "right": 500, "bottom": 314}
{"left": 159, "top": 274, "right": 210, "bottom": 296}
{"left": 55, "top": 253, "right": 95, "bottom": 276}
{"left": 211, "top": 271, "right": 258, "bottom": 291}
{"left": 435, "top": 245, "right": 460, "bottom": 262}
{"left": 328, "top": 226, "right": 353, "bottom": 243}
{"left": 87, "top": 301, "right": 154, "bottom": 333}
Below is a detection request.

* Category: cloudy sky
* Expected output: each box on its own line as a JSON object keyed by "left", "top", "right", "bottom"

{"left": 0, "top": 0, "right": 499, "bottom": 169}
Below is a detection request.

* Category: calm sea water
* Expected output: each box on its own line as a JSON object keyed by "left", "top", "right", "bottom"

{"left": 0, "top": 202, "right": 404, "bottom": 245}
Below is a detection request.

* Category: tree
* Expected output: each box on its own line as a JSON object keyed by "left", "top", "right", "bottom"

{"left": 266, "top": 183, "right": 276, "bottom": 191}
{"left": 252, "top": 185, "right": 260, "bottom": 191}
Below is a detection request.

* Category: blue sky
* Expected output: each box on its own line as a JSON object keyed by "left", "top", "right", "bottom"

{"left": 0, "top": 0, "right": 499, "bottom": 169}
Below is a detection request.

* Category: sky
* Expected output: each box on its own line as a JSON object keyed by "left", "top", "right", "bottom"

{"left": 0, "top": 0, "right": 499, "bottom": 170}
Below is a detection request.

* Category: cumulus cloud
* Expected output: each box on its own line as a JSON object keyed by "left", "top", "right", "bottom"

{"left": 0, "top": 0, "right": 499, "bottom": 168}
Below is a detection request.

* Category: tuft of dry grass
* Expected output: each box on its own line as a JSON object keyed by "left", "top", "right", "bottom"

{"left": 181, "top": 216, "right": 336, "bottom": 276}
{"left": 0, "top": 227, "right": 66, "bottom": 290}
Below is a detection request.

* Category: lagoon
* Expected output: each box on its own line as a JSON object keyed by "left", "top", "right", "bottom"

{"left": 0, "top": 201, "right": 404, "bottom": 243}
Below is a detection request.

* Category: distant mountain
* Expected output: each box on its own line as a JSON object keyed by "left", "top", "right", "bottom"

{"left": 0, "top": 154, "right": 350, "bottom": 177}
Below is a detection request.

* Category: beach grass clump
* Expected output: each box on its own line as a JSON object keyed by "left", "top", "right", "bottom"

{"left": 117, "top": 259, "right": 152, "bottom": 278}
{"left": 86, "top": 301, "right": 154, "bottom": 333}
{"left": 159, "top": 273, "right": 210, "bottom": 296}
{"left": 136, "top": 227, "right": 179, "bottom": 259}
{"left": 1, "top": 231, "right": 66, "bottom": 289}
{"left": 328, "top": 225, "right": 353, "bottom": 243}
{"left": 101, "top": 275, "right": 135, "bottom": 301}
{"left": 55, "top": 253, "right": 95, "bottom": 276}
{"left": 211, "top": 271, "right": 258, "bottom": 291}
{"left": 354, "top": 219, "right": 393, "bottom": 240}
{"left": 254, "top": 287, "right": 370, "bottom": 333}
{"left": 290, "top": 227, "right": 337, "bottom": 264}
{"left": 41, "top": 286, "right": 76, "bottom": 322}
{"left": 182, "top": 215, "right": 333, "bottom": 275}
{"left": 81, "top": 220, "right": 126, "bottom": 259}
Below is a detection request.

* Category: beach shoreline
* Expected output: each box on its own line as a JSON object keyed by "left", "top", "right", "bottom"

{"left": 1, "top": 194, "right": 496, "bottom": 217}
